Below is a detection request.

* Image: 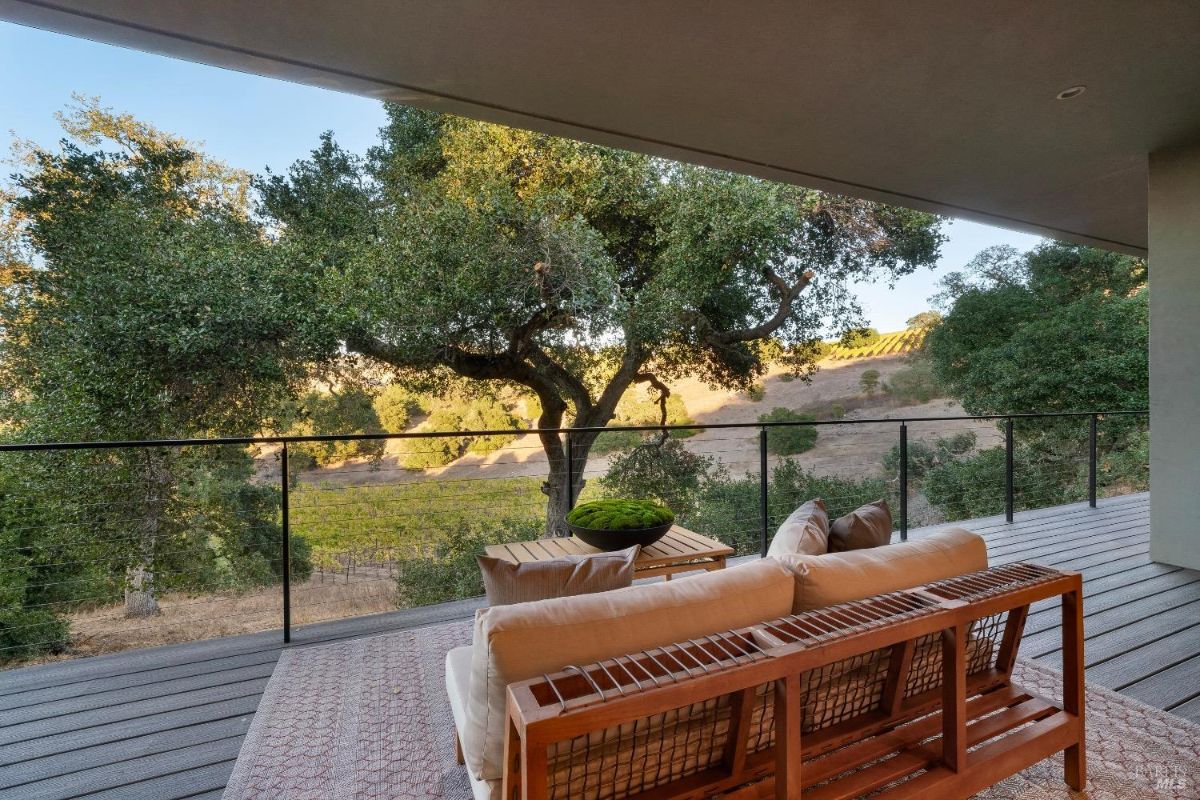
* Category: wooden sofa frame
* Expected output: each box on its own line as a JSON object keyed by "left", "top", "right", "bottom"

{"left": 502, "top": 562, "right": 1085, "bottom": 800}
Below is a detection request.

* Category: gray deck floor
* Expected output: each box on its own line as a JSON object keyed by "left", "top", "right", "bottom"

{"left": 2, "top": 492, "right": 1196, "bottom": 799}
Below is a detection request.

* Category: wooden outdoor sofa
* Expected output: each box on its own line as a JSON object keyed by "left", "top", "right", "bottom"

{"left": 501, "top": 562, "right": 1084, "bottom": 800}
{"left": 446, "top": 528, "right": 1085, "bottom": 800}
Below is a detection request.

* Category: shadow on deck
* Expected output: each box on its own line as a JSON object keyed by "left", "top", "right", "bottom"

{"left": 2, "top": 492, "right": 1197, "bottom": 799}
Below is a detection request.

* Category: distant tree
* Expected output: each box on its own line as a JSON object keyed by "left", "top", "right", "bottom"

{"left": 260, "top": 106, "right": 945, "bottom": 535}
{"left": 758, "top": 408, "right": 819, "bottom": 455}
{"left": 859, "top": 369, "right": 881, "bottom": 396}
{"left": 288, "top": 388, "right": 386, "bottom": 469}
{"left": 840, "top": 327, "right": 881, "bottom": 348}
{"left": 905, "top": 310, "right": 942, "bottom": 331}
{"left": 374, "top": 384, "right": 423, "bottom": 433}
{"left": 1, "top": 98, "right": 319, "bottom": 619}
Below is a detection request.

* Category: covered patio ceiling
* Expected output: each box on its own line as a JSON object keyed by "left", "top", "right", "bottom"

{"left": 4, "top": 2, "right": 1200, "bottom": 256}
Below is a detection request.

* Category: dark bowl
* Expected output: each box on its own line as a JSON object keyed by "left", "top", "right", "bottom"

{"left": 567, "top": 520, "right": 673, "bottom": 551}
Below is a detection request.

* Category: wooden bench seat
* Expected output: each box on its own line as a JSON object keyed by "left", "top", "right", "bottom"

{"left": 502, "top": 562, "right": 1085, "bottom": 800}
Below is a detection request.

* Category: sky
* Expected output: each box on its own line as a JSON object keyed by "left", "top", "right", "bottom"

{"left": 0, "top": 21, "right": 1043, "bottom": 332}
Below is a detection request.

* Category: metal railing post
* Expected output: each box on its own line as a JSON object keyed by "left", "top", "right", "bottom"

{"left": 1089, "top": 414, "right": 1098, "bottom": 508}
{"left": 899, "top": 422, "right": 908, "bottom": 541}
{"left": 281, "top": 441, "right": 291, "bottom": 644}
{"left": 759, "top": 426, "right": 770, "bottom": 557}
{"left": 564, "top": 431, "right": 575, "bottom": 509}
{"left": 1004, "top": 417, "right": 1014, "bottom": 523}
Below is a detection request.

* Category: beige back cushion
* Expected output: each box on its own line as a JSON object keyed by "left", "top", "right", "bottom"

{"left": 476, "top": 546, "right": 638, "bottom": 606}
{"left": 462, "top": 558, "right": 797, "bottom": 781}
{"left": 773, "top": 527, "right": 988, "bottom": 612}
{"left": 828, "top": 499, "right": 893, "bottom": 552}
{"left": 766, "top": 498, "right": 829, "bottom": 557}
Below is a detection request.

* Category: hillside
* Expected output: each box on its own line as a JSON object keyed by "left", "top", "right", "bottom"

{"left": 293, "top": 348, "right": 994, "bottom": 487}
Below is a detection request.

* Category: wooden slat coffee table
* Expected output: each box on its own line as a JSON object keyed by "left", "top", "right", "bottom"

{"left": 484, "top": 525, "right": 735, "bottom": 580}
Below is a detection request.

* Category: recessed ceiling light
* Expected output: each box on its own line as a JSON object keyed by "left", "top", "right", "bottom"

{"left": 1056, "top": 85, "right": 1087, "bottom": 100}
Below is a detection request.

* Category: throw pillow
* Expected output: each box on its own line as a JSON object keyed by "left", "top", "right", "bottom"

{"left": 767, "top": 498, "right": 829, "bottom": 557}
{"left": 477, "top": 546, "right": 639, "bottom": 606}
{"left": 828, "top": 499, "right": 893, "bottom": 552}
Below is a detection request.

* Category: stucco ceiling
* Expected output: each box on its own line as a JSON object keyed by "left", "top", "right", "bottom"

{"left": 5, "top": 1, "right": 1200, "bottom": 255}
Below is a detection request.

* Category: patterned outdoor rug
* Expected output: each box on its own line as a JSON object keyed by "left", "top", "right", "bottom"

{"left": 223, "top": 619, "right": 1200, "bottom": 799}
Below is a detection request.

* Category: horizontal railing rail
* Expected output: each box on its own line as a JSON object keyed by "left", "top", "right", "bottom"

{"left": 0, "top": 409, "right": 1148, "bottom": 661}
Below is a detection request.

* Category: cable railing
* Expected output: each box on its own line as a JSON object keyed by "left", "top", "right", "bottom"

{"left": 0, "top": 409, "right": 1148, "bottom": 666}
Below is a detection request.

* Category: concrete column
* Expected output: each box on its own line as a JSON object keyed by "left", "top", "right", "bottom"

{"left": 1149, "top": 139, "right": 1200, "bottom": 570}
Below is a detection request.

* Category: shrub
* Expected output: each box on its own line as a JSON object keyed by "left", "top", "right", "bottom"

{"left": 882, "top": 358, "right": 943, "bottom": 404}
{"left": 758, "top": 408, "right": 818, "bottom": 455}
{"left": 840, "top": 327, "right": 881, "bottom": 349}
{"left": 859, "top": 369, "right": 881, "bottom": 396}
{"left": 400, "top": 437, "right": 461, "bottom": 470}
{"left": 290, "top": 389, "right": 386, "bottom": 468}
{"left": 393, "top": 521, "right": 539, "bottom": 607}
{"left": 374, "top": 385, "right": 424, "bottom": 433}
{"left": 567, "top": 499, "right": 675, "bottom": 530}
{"left": 923, "top": 444, "right": 1082, "bottom": 522}
{"left": 599, "top": 439, "right": 715, "bottom": 514}
{"left": 882, "top": 431, "right": 976, "bottom": 480}
{"left": 400, "top": 396, "right": 522, "bottom": 468}
{"left": 461, "top": 400, "right": 523, "bottom": 455}
{"left": 683, "top": 460, "right": 890, "bottom": 556}
{"left": 779, "top": 373, "right": 795, "bottom": 383}
{"left": 745, "top": 383, "right": 766, "bottom": 402}
{"left": 0, "top": 608, "right": 69, "bottom": 663}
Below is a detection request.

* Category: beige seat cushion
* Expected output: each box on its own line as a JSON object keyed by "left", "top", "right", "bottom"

{"left": 767, "top": 498, "right": 829, "bottom": 556}
{"left": 476, "top": 546, "right": 638, "bottom": 606}
{"left": 462, "top": 558, "right": 796, "bottom": 781}
{"left": 773, "top": 527, "right": 988, "bottom": 612}
{"left": 446, "top": 646, "right": 499, "bottom": 800}
{"left": 828, "top": 499, "right": 893, "bottom": 552}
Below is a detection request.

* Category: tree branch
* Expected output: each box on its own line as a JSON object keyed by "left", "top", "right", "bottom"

{"left": 707, "top": 268, "right": 815, "bottom": 345}
{"left": 634, "top": 371, "right": 671, "bottom": 446}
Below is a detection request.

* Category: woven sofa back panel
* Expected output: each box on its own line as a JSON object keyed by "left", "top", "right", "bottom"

{"left": 462, "top": 558, "right": 796, "bottom": 781}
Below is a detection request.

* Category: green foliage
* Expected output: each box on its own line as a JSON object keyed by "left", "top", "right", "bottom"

{"left": 591, "top": 393, "right": 695, "bottom": 455}
{"left": 399, "top": 396, "right": 522, "bottom": 469}
{"left": 840, "top": 327, "right": 881, "bottom": 348}
{"left": 745, "top": 384, "right": 766, "bottom": 402}
{"left": 684, "top": 460, "right": 890, "bottom": 556}
{"left": 393, "top": 521, "right": 540, "bottom": 607}
{"left": 905, "top": 311, "right": 942, "bottom": 331}
{"left": 461, "top": 399, "right": 523, "bottom": 455}
{"left": 882, "top": 432, "right": 976, "bottom": 479}
{"left": 598, "top": 440, "right": 715, "bottom": 514}
{"left": 373, "top": 384, "right": 424, "bottom": 433}
{"left": 924, "top": 241, "right": 1148, "bottom": 515}
{"left": 289, "top": 389, "right": 386, "bottom": 469}
{"left": 921, "top": 438, "right": 1092, "bottom": 522}
{"left": 926, "top": 242, "right": 1147, "bottom": 417}
{"left": 882, "top": 358, "right": 943, "bottom": 404}
{"left": 758, "top": 408, "right": 819, "bottom": 455}
{"left": 859, "top": 369, "right": 881, "bottom": 396}
{"left": 567, "top": 499, "right": 675, "bottom": 531}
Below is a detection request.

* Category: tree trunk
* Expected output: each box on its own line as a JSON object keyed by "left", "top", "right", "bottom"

{"left": 540, "top": 431, "right": 591, "bottom": 537}
{"left": 124, "top": 451, "right": 169, "bottom": 619}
